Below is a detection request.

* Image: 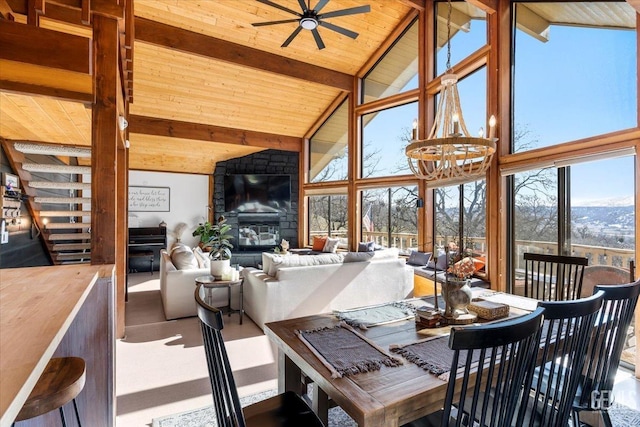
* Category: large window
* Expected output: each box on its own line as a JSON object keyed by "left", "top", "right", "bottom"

{"left": 434, "top": 179, "right": 487, "bottom": 260}
{"left": 513, "top": 2, "right": 637, "bottom": 152}
{"left": 308, "top": 194, "right": 348, "bottom": 247}
{"left": 309, "top": 100, "right": 349, "bottom": 183}
{"left": 361, "top": 102, "right": 417, "bottom": 178}
{"left": 436, "top": 2, "right": 487, "bottom": 75}
{"left": 361, "top": 186, "right": 418, "bottom": 254}
{"left": 362, "top": 19, "right": 418, "bottom": 104}
{"left": 509, "top": 154, "right": 636, "bottom": 367}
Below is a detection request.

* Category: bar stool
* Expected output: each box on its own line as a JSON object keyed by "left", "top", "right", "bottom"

{"left": 12, "top": 357, "right": 85, "bottom": 427}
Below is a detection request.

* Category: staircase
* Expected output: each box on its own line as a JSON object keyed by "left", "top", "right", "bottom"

{"left": 6, "top": 141, "right": 92, "bottom": 264}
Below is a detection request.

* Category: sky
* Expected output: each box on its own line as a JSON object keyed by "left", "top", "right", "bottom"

{"left": 361, "top": 10, "right": 637, "bottom": 207}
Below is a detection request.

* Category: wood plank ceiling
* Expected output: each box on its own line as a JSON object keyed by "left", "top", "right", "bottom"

{"left": 0, "top": 0, "right": 415, "bottom": 174}
{"left": 1, "top": 1, "right": 636, "bottom": 174}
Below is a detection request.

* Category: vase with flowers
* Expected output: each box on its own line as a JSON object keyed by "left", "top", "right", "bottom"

{"left": 442, "top": 256, "right": 475, "bottom": 321}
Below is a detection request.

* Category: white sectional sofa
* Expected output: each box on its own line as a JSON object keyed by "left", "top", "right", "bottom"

{"left": 243, "top": 249, "right": 414, "bottom": 330}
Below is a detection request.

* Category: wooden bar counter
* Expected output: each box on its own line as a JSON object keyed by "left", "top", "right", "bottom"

{"left": 0, "top": 264, "right": 115, "bottom": 427}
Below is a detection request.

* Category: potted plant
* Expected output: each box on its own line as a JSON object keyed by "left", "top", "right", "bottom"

{"left": 192, "top": 221, "right": 217, "bottom": 251}
{"left": 203, "top": 216, "right": 234, "bottom": 278}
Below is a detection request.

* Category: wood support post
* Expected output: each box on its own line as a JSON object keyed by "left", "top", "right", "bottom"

{"left": 92, "top": 14, "right": 121, "bottom": 333}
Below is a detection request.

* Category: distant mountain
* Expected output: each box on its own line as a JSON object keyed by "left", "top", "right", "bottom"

{"left": 572, "top": 196, "right": 634, "bottom": 207}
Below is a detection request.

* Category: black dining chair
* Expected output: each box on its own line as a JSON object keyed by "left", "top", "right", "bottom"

{"left": 403, "top": 307, "right": 545, "bottom": 427}
{"left": 518, "top": 291, "right": 604, "bottom": 427}
{"left": 522, "top": 252, "right": 588, "bottom": 301}
{"left": 572, "top": 279, "right": 640, "bottom": 427}
{"left": 195, "top": 284, "right": 325, "bottom": 427}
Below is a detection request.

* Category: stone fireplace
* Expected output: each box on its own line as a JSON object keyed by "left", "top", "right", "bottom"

{"left": 213, "top": 149, "right": 299, "bottom": 267}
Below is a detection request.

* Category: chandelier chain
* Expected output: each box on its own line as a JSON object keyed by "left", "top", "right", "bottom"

{"left": 446, "top": 0, "right": 452, "bottom": 72}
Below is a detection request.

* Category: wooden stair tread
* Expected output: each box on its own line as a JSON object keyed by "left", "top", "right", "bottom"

{"left": 45, "top": 222, "right": 91, "bottom": 230}
{"left": 52, "top": 243, "right": 91, "bottom": 251}
{"left": 47, "top": 233, "right": 91, "bottom": 241}
{"left": 15, "top": 357, "right": 86, "bottom": 421}
{"left": 40, "top": 211, "right": 89, "bottom": 217}
{"left": 55, "top": 253, "right": 91, "bottom": 261}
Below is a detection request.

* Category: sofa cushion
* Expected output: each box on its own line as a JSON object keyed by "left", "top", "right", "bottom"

{"left": 358, "top": 241, "right": 375, "bottom": 252}
{"left": 312, "top": 236, "right": 327, "bottom": 251}
{"left": 322, "top": 237, "right": 340, "bottom": 253}
{"left": 427, "top": 252, "right": 449, "bottom": 271}
{"left": 170, "top": 244, "right": 199, "bottom": 270}
{"left": 343, "top": 251, "right": 374, "bottom": 263}
{"left": 193, "top": 246, "right": 211, "bottom": 269}
{"left": 344, "top": 248, "right": 399, "bottom": 263}
{"left": 407, "top": 250, "right": 432, "bottom": 267}
{"left": 267, "top": 253, "right": 344, "bottom": 276}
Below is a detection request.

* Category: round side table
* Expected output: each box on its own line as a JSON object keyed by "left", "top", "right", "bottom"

{"left": 195, "top": 275, "right": 244, "bottom": 324}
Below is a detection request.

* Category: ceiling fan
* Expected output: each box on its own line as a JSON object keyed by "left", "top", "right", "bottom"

{"left": 253, "top": 0, "right": 371, "bottom": 50}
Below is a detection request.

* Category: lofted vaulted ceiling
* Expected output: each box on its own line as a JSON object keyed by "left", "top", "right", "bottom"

{"left": 1, "top": 1, "right": 638, "bottom": 174}
{"left": 0, "top": 0, "right": 416, "bottom": 174}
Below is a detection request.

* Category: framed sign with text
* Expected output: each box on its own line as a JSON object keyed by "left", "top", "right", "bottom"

{"left": 128, "top": 186, "right": 170, "bottom": 212}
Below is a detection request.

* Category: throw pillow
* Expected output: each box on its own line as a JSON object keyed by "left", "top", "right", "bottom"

{"left": 170, "top": 245, "right": 198, "bottom": 270}
{"left": 357, "top": 241, "right": 375, "bottom": 252}
{"left": 407, "top": 251, "right": 432, "bottom": 267}
{"left": 434, "top": 253, "right": 449, "bottom": 271}
{"left": 312, "top": 236, "right": 327, "bottom": 251}
{"left": 193, "top": 247, "right": 211, "bottom": 269}
{"left": 322, "top": 237, "right": 340, "bottom": 253}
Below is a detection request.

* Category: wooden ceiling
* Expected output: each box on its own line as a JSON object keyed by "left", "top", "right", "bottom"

{"left": 0, "top": 0, "right": 416, "bottom": 174}
{"left": 1, "top": 1, "right": 638, "bottom": 174}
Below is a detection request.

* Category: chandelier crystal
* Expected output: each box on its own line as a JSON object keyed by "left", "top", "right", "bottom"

{"left": 406, "top": 0, "right": 497, "bottom": 183}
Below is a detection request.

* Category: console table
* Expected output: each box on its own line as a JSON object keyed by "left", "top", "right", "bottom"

{"left": 195, "top": 275, "right": 244, "bottom": 324}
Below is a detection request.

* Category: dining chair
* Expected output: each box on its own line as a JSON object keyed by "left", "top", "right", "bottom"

{"left": 522, "top": 252, "right": 588, "bottom": 301}
{"left": 194, "top": 284, "right": 325, "bottom": 427}
{"left": 518, "top": 291, "right": 604, "bottom": 427}
{"left": 572, "top": 279, "right": 640, "bottom": 427}
{"left": 403, "top": 307, "right": 545, "bottom": 427}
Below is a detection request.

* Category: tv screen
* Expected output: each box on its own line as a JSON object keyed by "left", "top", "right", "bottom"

{"left": 224, "top": 174, "right": 291, "bottom": 213}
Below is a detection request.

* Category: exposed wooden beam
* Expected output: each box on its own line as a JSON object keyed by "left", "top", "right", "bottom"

{"left": 48, "top": 0, "right": 122, "bottom": 19}
{"left": 0, "top": 19, "right": 91, "bottom": 73}
{"left": 398, "top": 0, "right": 425, "bottom": 11}
{"left": 0, "top": 0, "right": 16, "bottom": 20}
{"left": 134, "top": 17, "right": 353, "bottom": 92}
{"left": 0, "top": 79, "right": 92, "bottom": 103}
{"left": 467, "top": 0, "right": 498, "bottom": 15}
{"left": 128, "top": 115, "right": 303, "bottom": 152}
{"left": 515, "top": 3, "right": 550, "bottom": 43}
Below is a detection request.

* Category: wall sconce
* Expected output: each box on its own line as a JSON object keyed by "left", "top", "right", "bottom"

{"left": 125, "top": 139, "right": 130, "bottom": 149}
{"left": 118, "top": 115, "right": 128, "bottom": 131}
{"left": 416, "top": 198, "right": 424, "bottom": 208}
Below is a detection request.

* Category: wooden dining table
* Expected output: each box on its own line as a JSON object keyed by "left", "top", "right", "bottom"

{"left": 264, "top": 292, "right": 536, "bottom": 427}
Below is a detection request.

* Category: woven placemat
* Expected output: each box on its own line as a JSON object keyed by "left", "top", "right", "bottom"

{"left": 334, "top": 302, "right": 416, "bottom": 329}
{"left": 297, "top": 322, "right": 402, "bottom": 378}
{"left": 391, "top": 335, "right": 481, "bottom": 380}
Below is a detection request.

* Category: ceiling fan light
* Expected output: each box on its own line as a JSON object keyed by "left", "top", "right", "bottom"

{"left": 300, "top": 17, "right": 318, "bottom": 30}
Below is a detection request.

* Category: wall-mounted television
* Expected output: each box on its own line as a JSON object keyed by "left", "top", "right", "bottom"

{"left": 223, "top": 174, "right": 291, "bottom": 213}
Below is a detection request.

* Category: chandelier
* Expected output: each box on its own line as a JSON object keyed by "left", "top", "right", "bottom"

{"left": 406, "top": 0, "right": 497, "bottom": 182}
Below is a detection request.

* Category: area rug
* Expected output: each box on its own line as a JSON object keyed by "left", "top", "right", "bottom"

{"left": 151, "top": 389, "right": 639, "bottom": 427}
{"left": 151, "top": 389, "right": 357, "bottom": 427}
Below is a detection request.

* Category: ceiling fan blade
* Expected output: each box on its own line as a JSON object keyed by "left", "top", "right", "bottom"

{"left": 297, "top": 0, "right": 308, "bottom": 12}
{"left": 282, "top": 26, "right": 303, "bottom": 47}
{"left": 318, "top": 21, "right": 358, "bottom": 39}
{"left": 313, "top": 0, "right": 330, "bottom": 13}
{"left": 253, "top": 19, "right": 300, "bottom": 27}
{"left": 311, "top": 28, "right": 326, "bottom": 50}
{"left": 257, "top": 0, "right": 301, "bottom": 17}
{"left": 319, "top": 5, "right": 371, "bottom": 19}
